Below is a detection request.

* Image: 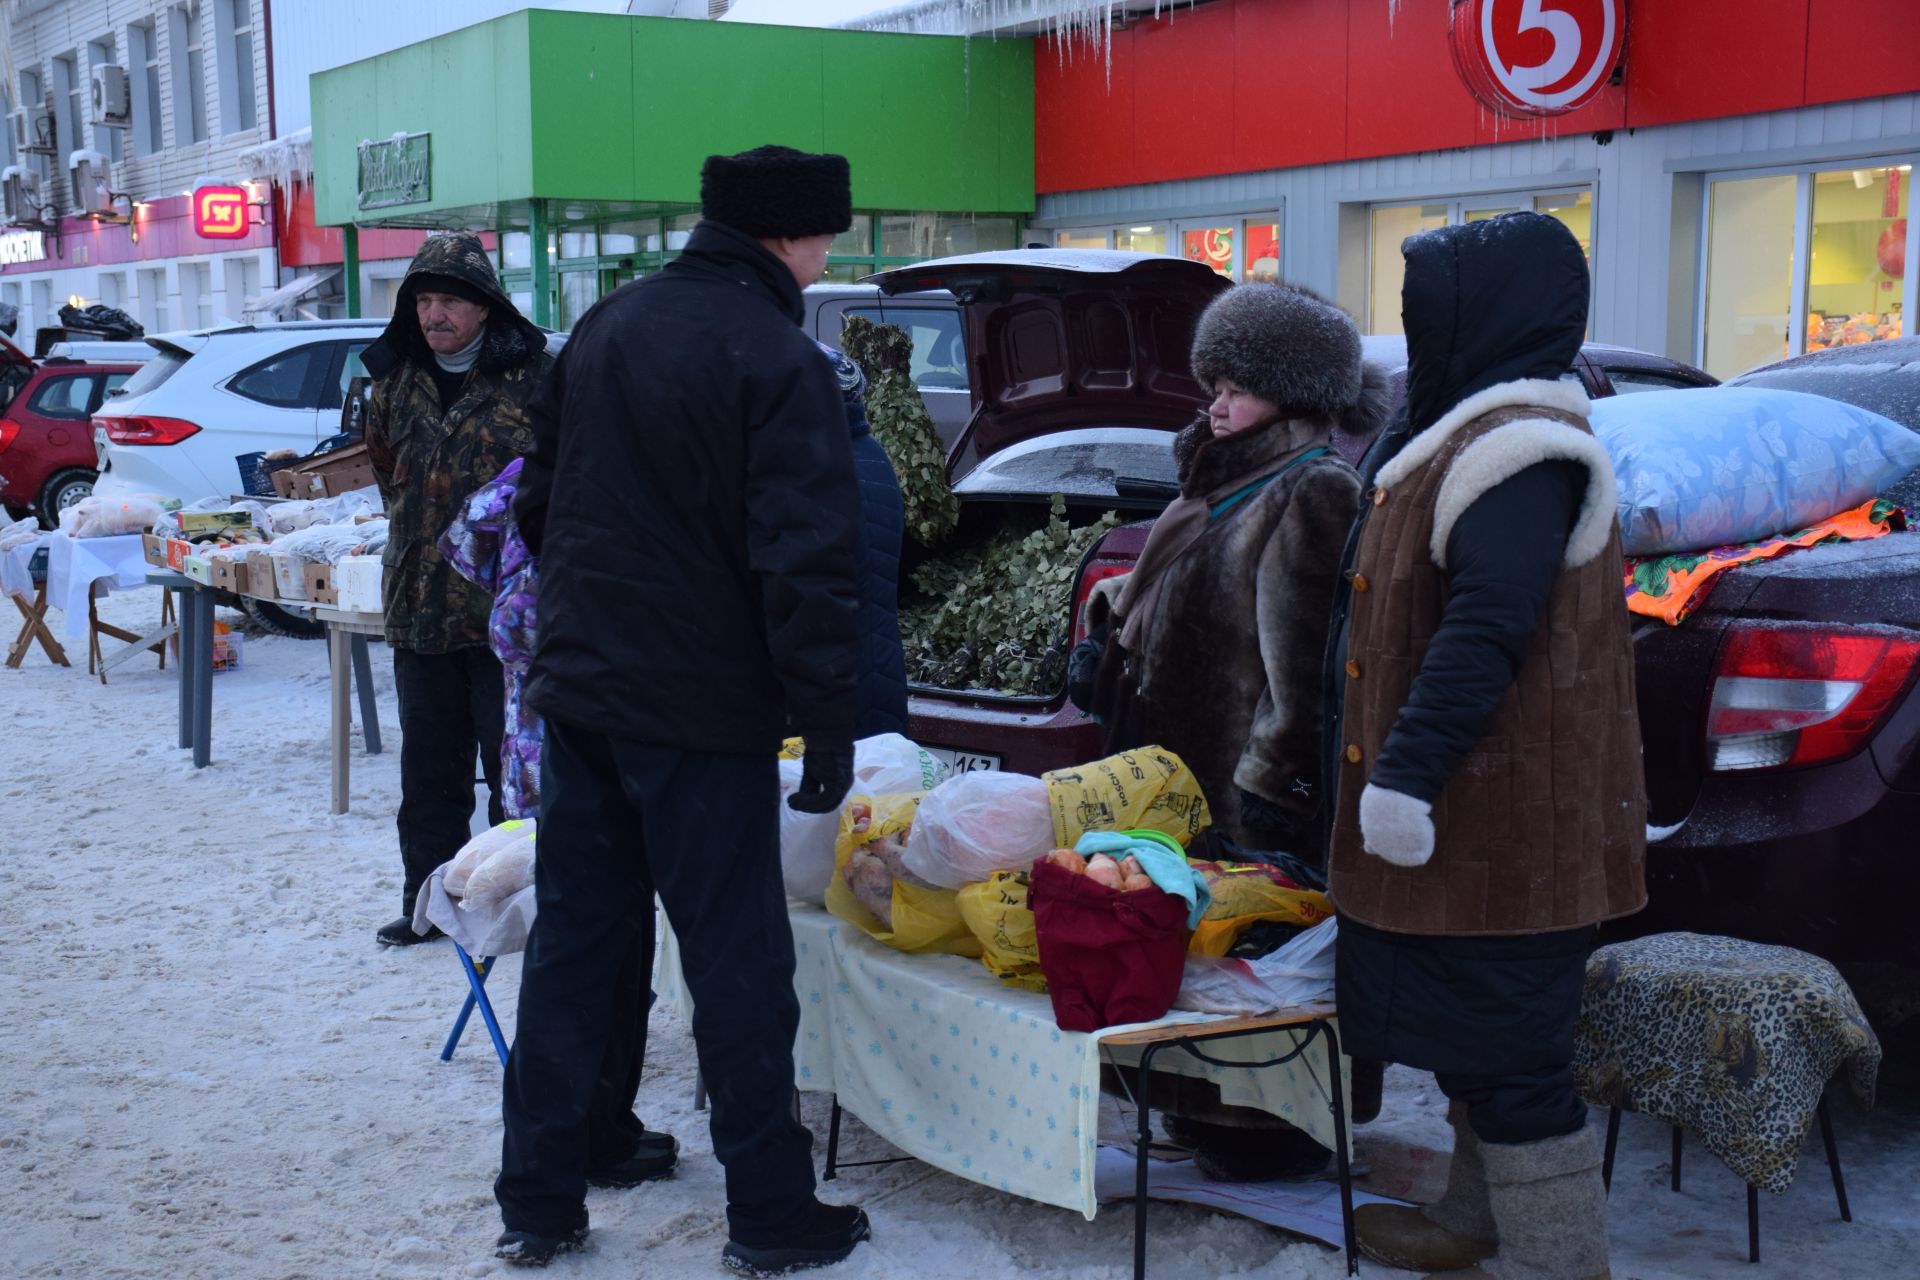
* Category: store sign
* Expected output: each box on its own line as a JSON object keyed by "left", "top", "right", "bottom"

{"left": 0, "top": 229, "right": 46, "bottom": 265}
{"left": 1450, "top": 0, "right": 1627, "bottom": 119}
{"left": 192, "top": 186, "right": 252, "bottom": 239}
{"left": 358, "top": 132, "right": 431, "bottom": 211}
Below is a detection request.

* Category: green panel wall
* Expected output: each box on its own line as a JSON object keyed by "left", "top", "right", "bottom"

{"left": 313, "top": 15, "right": 537, "bottom": 225}
{"left": 312, "top": 11, "right": 1033, "bottom": 226}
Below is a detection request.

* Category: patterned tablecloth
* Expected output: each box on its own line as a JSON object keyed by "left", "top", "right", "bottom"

{"left": 656, "top": 900, "right": 1347, "bottom": 1220}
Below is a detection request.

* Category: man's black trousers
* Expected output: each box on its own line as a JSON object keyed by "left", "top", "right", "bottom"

{"left": 496, "top": 717, "right": 815, "bottom": 1239}
{"left": 393, "top": 645, "right": 506, "bottom": 916}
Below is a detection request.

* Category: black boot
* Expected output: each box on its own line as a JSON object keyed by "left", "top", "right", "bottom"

{"left": 722, "top": 1201, "right": 871, "bottom": 1276}
{"left": 376, "top": 917, "right": 443, "bottom": 947}
{"left": 586, "top": 1129, "right": 679, "bottom": 1188}
{"left": 494, "top": 1222, "right": 588, "bottom": 1267}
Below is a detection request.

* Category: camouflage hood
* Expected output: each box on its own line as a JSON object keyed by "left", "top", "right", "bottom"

{"left": 361, "top": 232, "right": 547, "bottom": 381}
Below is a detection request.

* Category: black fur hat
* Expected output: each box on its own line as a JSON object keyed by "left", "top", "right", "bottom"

{"left": 700, "top": 145, "right": 853, "bottom": 239}
{"left": 1191, "top": 283, "right": 1368, "bottom": 424}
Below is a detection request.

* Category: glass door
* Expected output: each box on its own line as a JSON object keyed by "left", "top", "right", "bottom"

{"left": 1177, "top": 221, "right": 1238, "bottom": 279}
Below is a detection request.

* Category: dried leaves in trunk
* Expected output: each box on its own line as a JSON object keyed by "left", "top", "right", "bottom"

{"left": 843, "top": 314, "right": 959, "bottom": 549}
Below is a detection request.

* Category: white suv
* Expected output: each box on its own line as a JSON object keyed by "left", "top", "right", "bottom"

{"left": 93, "top": 320, "right": 387, "bottom": 506}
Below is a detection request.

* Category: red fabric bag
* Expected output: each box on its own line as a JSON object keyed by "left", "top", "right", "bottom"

{"left": 1028, "top": 856, "right": 1191, "bottom": 1032}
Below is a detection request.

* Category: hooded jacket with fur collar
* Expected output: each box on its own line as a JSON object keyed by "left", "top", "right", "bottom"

{"left": 1085, "top": 413, "right": 1363, "bottom": 851}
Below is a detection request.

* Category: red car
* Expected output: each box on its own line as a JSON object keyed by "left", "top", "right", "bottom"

{"left": 872, "top": 252, "right": 1920, "bottom": 991}
{"left": 0, "top": 336, "right": 142, "bottom": 527}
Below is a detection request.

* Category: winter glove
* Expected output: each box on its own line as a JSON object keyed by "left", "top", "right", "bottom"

{"left": 788, "top": 737, "right": 856, "bottom": 814}
{"left": 1358, "top": 783, "right": 1434, "bottom": 867}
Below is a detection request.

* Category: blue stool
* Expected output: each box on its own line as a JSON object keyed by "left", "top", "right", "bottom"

{"left": 441, "top": 944, "right": 509, "bottom": 1067}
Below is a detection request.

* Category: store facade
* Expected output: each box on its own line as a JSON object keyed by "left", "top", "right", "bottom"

{"left": 307, "top": 10, "right": 1034, "bottom": 326}
{"left": 1019, "top": 0, "right": 1919, "bottom": 379}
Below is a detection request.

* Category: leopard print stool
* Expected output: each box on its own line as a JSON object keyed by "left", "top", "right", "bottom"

{"left": 1573, "top": 932, "right": 1880, "bottom": 1263}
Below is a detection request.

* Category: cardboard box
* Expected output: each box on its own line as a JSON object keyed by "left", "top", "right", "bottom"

{"left": 332, "top": 555, "right": 384, "bottom": 614}
{"left": 303, "top": 561, "right": 338, "bottom": 606}
{"left": 183, "top": 553, "right": 215, "bottom": 586}
{"left": 164, "top": 538, "right": 193, "bottom": 572}
{"left": 271, "top": 442, "right": 378, "bottom": 500}
{"left": 210, "top": 555, "right": 250, "bottom": 596}
{"left": 271, "top": 551, "right": 308, "bottom": 601}
{"left": 245, "top": 550, "right": 277, "bottom": 600}
{"left": 141, "top": 533, "right": 168, "bottom": 567}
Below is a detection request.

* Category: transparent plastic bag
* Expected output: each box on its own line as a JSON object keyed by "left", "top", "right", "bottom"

{"left": 780, "top": 734, "right": 951, "bottom": 903}
{"left": 900, "top": 770, "right": 1053, "bottom": 890}
{"left": 445, "top": 819, "right": 536, "bottom": 897}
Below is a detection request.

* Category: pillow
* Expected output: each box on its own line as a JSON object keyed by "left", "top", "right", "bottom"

{"left": 1590, "top": 386, "right": 1920, "bottom": 556}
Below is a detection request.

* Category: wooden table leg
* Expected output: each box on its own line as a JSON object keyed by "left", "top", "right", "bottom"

{"left": 8, "top": 583, "right": 68, "bottom": 668}
{"left": 330, "top": 625, "right": 351, "bottom": 814}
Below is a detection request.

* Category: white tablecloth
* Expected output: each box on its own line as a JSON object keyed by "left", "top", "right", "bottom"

{"left": 46, "top": 531, "right": 151, "bottom": 642}
{"left": 1, "top": 529, "right": 50, "bottom": 603}
{"left": 656, "top": 902, "right": 1348, "bottom": 1221}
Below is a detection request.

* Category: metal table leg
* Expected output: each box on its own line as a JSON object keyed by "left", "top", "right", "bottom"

{"left": 330, "top": 624, "right": 351, "bottom": 814}
{"left": 351, "top": 633, "right": 382, "bottom": 755}
{"left": 191, "top": 587, "right": 214, "bottom": 769}
{"left": 177, "top": 586, "right": 198, "bottom": 752}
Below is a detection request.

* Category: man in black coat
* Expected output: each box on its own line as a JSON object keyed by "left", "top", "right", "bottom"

{"left": 495, "top": 146, "right": 870, "bottom": 1274}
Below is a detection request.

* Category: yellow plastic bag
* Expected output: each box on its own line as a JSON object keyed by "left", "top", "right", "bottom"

{"left": 823, "top": 793, "right": 981, "bottom": 957}
{"left": 1041, "top": 746, "right": 1211, "bottom": 849}
{"left": 1187, "top": 861, "right": 1334, "bottom": 957}
{"left": 956, "top": 872, "right": 1046, "bottom": 991}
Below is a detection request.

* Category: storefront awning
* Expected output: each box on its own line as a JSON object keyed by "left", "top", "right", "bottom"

{"left": 244, "top": 268, "right": 340, "bottom": 321}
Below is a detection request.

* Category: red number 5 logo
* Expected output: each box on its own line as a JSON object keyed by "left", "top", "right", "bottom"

{"left": 1450, "top": 0, "right": 1626, "bottom": 118}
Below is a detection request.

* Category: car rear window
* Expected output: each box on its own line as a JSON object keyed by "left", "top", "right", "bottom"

{"left": 229, "top": 344, "right": 325, "bottom": 409}
{"left": 26, "top": 373, "right": 99, "bottom": 419}
{"left": 114, "top": 348, "right": 189, "bottom": 400}
{"left": 1730, "top": 366, "right": 1920, "bottom": 434}
{"left": 845, "top": 306, "right": 970, "bottom": 391}
{"left": 1606, "top": 368, "right": 1704, "bottom": 394}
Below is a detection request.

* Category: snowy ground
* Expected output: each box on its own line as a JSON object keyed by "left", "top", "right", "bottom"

{"left": 5, "top": 588, "right": 1918, "bottom": 1280}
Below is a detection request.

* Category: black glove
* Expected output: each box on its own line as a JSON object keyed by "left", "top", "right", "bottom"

{"left": 788, "top": 738, "right": 855, "bottom": 814}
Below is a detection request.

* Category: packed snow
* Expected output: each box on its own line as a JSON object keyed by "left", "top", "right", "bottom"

{"left": 5, "top": 588, "right": 1918, "bottom": 1278}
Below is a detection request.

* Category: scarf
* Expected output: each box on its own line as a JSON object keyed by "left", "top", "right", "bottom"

{"left": 434, "top": 329, "right": 486, "bottom": 376}
{"left": 1114, "top": 416, "right": 1329, "bottom": 654}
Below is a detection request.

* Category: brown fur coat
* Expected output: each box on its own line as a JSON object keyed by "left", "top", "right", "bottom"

{"left": 1088, "top": 415, "right": 1363, "bottom": 851}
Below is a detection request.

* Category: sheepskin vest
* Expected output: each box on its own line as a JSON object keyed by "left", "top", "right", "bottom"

{"left": 1113, "top": 417, "right": 1362, "bottom": 848}
{"left": 1329, "top": 380, "right": 1647, "bottom": 937}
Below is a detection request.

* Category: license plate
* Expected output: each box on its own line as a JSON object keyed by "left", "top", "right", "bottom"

{"left": 924, "top": 747, "right": 1002, "bottom": 773}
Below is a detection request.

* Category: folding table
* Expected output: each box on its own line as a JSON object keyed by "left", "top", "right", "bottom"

{"left": 5, "top": 544, "right": 68, "bottom": 669}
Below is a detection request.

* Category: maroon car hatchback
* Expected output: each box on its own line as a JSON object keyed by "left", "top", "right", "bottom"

{"left": 0, "top": 343, "right": 142, "bottom": 527}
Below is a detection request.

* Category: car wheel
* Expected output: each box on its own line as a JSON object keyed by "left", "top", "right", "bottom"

{"left": 240, "top": 595, "right": 327, "bottom": 640}
{"left": 36, "top": 468, "right": 96, "bottom": 530}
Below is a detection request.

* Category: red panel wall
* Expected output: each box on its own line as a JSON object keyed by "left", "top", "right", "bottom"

{"left": 277, "top": 181, "right": 433, "bottom": 267}
{"left": 1130, "top": 5, "right": 1238, "bottom": 184}
{"left": 1623, "top": 0, "right": 1810, "bottom": 128}
{"left": 1034, "top": 0, "right": 1920, "bottom": 195}
{"left": 1233, "top": 0, "right": 1348, "bottom": 171}
{"left": 1804, "top": 0, "right": 1920, "bottom": 108}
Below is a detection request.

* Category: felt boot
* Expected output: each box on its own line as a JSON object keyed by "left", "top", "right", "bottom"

{"left": 1358, "top": 1101, "right": 1496, "bottom": 1272}
{"left": 1460, "top": 1122, "right": 1611, "bottom": 1280}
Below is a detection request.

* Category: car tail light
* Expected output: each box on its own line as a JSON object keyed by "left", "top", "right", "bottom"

{"left": 1706, "top": 625, "right": 1920, "bottom": 771}
{"left": 1070, "top": 559, "right": 1134, "bottom": 647}
{"left": 104, "top": 415, "right": 201, "bottom": 446}
{"left": 0, "top": 417, "right": 17, "bottom": 454}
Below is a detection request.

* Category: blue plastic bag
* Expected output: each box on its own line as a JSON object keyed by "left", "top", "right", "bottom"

{"left": 1589, "top": 387, "right": 1920, "bottom": 556}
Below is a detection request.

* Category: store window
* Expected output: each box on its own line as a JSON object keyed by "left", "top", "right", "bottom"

{"left": 1112, "top": 224, "right": 1167, "bottom": 254}
{"left": 1242, "top": 220, "right": 1281, "bottom": 283}
{"left": 129, "top": 21, "right": 164, "bottom": 157}
{"left": 168, "top": 2, "right": 209, "bottom": 145}
{"left": 180, "top": 262, "right": 214, "bottom": 328}
{"left": 214, "top": 0, "right": 256, "bottom": 134}
{"left": 1699, "top": 162, "right": 1913, "bottom": 378}
{"left": 879, "top": 214, "right": 1016, "bottom": 259}
{"left": 1055, "top": 228, "right": 1109, "bottom": 250}
{"left": 53, "top": 54, "right": 85, "bottom": 158}
{"left": 1809, "top": 166, "right": 1908, "bottom": 352}
{"left": 557, "top": 272, "right": 596, "bottom": 330}
{"left": 558, "top": 230, "right": 596, "bottom": 260}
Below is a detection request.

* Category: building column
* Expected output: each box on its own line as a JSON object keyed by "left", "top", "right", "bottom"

{"left": 343, "top": 224, "right": 361, "bottom": 318}
{"left": 529, "top": 199, "right": 551, "bottom": 328}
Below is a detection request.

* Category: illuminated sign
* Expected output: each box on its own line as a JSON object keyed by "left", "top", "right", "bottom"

{"left": 357, "top": 132, "right": 431, "bottom": 211}
{"left": 1450, "top": 0, "right": 1627, "bottom": 119}
{"left": 192, "top": 185, "right": 251, "bottom": 239}
{"left": 0, "top": 229, "right": 47, "bottom": 265}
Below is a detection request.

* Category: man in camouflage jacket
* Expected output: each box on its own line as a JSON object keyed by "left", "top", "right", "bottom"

{"left": 361, "top": 232, "right": 552, "bottom": 947}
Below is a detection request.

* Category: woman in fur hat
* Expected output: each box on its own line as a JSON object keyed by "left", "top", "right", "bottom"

{"left": 1071, "top": 282, "right": 1384, "bottom": 858}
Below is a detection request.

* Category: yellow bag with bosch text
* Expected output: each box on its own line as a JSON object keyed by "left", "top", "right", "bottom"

{"left": 1041, "top": 746, "right": 1211, "bottom": 849}
{"left": 1186, "top": 860, "right": 1334, "bottom": 957}
{"left": 955, "top": 871, "right": 1046, "bottom": 992}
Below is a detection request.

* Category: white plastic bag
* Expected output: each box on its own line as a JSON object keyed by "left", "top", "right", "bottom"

{"left": 900, "top": 770, "right": 1054, "bottom": 890}
{"left": 445, "top": 819, "right": 536, "bottom": 897}
{"left": 1245, "top": 918, "right": 1338, "bottom": 1009}
{"left": 781, "top": 734, "right": 951, "bottom": 903}
{"left": 1175, "top": 955, "right": 1283, "bottom": 1015}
